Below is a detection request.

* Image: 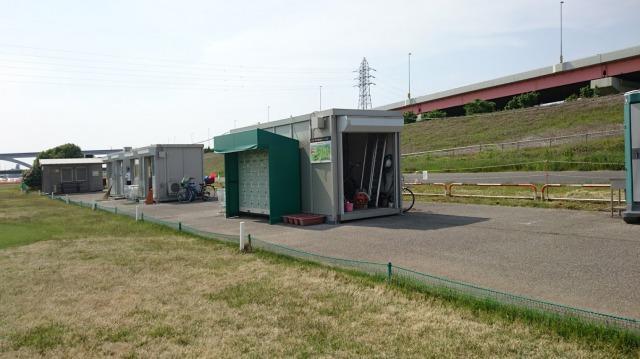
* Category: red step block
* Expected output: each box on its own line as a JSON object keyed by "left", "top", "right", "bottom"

{"left": 281, "top": 213, "right": 326, "bottom": 226}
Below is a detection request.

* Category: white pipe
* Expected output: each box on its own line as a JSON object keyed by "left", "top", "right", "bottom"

{"left": 239, "top": 221, "right": 245, "bottom": 251}
{"left": 375, "top": 137, "right": 387, "bottom": 206}
{"left": 368, "top": 136, "right": 379, "bottom": 195}
{"left": 360, "top": 140, "right": 368, "bottom": 189}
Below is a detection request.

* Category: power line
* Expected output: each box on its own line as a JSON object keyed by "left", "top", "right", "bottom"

{"left": 354, "top": 57, "right": 375, "bottom": 109}
{"left": 0, "top": 46, "right": 350, "bottom": 74}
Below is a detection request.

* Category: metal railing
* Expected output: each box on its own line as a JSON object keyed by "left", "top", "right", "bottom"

{"left": 45, "top": 193, "right": 640, "bottom": 332}
{"left": 402, "top": 128, "right": 623, "bottom": 158}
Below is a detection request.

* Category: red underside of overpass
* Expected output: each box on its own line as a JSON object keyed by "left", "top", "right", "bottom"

{"left": 393, "top": 56, "right": 640, "bottom": 114}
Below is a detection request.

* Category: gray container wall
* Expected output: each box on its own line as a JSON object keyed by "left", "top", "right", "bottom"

{"left": 42, "top": 163, "right": 104, "bottom": 194}
{"left": 257, "top": 116, "right": 335, "bottom": 220}
{"left": 158, "top": 146, "right": 204, "bottom": 202}
{"left": 104, "top": 145, "right": 203, "bottom": 202}
{"left": 231, "top": 109, "right": 403, "bottom": 223}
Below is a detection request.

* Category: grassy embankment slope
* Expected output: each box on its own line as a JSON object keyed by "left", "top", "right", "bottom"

{"left": 1, "top": 185, "right": 638, "bottom": 357}
{"left": 403, "top": 94, "right": 624, "bottom": 172}
{"left": 205, "top": 95, "right": 625, "bottom": 175}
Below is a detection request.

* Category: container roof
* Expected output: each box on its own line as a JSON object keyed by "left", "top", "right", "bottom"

{"left": 40, "top": 158, "right": 104, "bottom": 165}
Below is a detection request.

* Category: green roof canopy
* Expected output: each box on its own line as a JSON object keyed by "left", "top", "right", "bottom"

{"left": 214, "top": 129, "right": 301, "bottom": 224}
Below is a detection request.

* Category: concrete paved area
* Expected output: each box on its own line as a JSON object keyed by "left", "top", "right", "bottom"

{"left": 71, "top": 193, "right": 640, "bottom": 319}
{"left": 404, "top": 170, "right": 625, "bottom": 184}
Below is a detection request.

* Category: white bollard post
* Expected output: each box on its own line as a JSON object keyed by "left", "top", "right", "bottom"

{"left": 239, "top": 221, "right": 245, "bottom": 251}
{"left": 135, "top": 205, "right": 139, "bottom": 221}
{"left": 51, "top": 192, "right": 54, "bottom": 199}
{"left": 422, "top": 170, "right": 429, "bottom": 182}
{"left": 65, "top": 195, "right": 69, "bottom": 204}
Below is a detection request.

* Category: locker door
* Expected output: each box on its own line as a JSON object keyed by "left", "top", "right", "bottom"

{"left": 238, "top": 150, "right": 270, "bottom": 214}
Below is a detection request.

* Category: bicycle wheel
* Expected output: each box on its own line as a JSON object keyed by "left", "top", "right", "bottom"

{"left": 177, "top": 189, "right": 189, "bottom": 203}
{"left": 402, "top": 187, "right": 415, "bottom": 213}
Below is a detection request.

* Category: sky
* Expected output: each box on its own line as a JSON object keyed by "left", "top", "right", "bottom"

{"left": 1, "top": 0, "right": 639, "bottom": 169}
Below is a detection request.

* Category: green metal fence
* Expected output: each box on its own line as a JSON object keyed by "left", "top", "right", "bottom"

{"left": 47, "top": 194, "right": 640, "bottom": 332}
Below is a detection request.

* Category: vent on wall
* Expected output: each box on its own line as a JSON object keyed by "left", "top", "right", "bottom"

{"left": 168, "top": 182, "right": 180, "bottom": 195}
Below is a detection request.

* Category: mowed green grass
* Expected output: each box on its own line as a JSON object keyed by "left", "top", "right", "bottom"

{"left": 1, "top": 186, "right": 638, "bottom": 357}
{"left": 402, "top": 94, "right": 624, "bottom": 153}
{"left": 406, "top": 183, "right": 616, "bottom": 211}
{"left": 402, "top": 136, "right": 625, "bottom": 172}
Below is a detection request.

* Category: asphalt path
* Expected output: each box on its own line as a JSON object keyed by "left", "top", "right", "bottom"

{"left": 403, "top": 170, "right": 625, "bottom": 184}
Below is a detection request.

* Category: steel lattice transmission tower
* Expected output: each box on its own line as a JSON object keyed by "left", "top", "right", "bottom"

{"left": 354, "top": 57, "right": 376, "bottom": 109}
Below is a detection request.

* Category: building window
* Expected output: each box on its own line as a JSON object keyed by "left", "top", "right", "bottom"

{"left": 75, "top": 167, "right": 87, "bottom": 182}
{"left": 61, "top": 168, "right": 73, "bottom": 183}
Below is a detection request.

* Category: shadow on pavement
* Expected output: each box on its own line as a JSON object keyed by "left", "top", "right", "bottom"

{"left": 345, "top": 211, "right": 489, "bottom": 230}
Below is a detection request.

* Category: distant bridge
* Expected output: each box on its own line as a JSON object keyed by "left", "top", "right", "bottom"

{"left": 0, "top": 149, "right": 122, "bottom": 169}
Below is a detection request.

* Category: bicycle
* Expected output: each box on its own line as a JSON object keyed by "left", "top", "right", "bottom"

{"left": 401, "top": 176, "right": 415, "bottom": 213}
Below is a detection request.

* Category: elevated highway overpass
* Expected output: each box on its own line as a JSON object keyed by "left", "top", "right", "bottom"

{"left": 0, "top": 149, "right": 122, "bottom": 169}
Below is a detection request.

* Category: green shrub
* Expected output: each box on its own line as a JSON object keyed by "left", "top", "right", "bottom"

{"left": 419, "top": 109, "right": 447, "bottom": 121}
{"left": 403, "top": 111, "right": 418, "bottom": 124}
{"left": 22, "top": 143, "right": 84, "bottom": 190}
{"left": 464, "top": 99, "right": 496, "bottom": 115}
{"left": 579, "top": 85, "right": 599, "bottom": 98}
{"left": 504, "top": 92, "right": 540, "bottom": 110}
{"left": 565, "top": 93, "right": 578, "bottom": 102}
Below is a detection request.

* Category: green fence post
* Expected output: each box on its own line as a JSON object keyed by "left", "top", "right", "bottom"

{"left": 178, "top": 222, "right": 182, "bottom": 231}
{"left": 387, "top": 262, "right": 392, "bottom": 283}
{"left": 115, "top": 207, "right": 118, "bottom": 215}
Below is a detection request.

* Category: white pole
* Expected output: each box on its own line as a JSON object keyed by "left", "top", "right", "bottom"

{"left": 560, "top": 1, "right": 564, "bottom": 63}
{"left": 135, "top": 205, "right": 139, "bottom": 221}
{"left": 239, "top": 221, "right": 245, "bottom": 251}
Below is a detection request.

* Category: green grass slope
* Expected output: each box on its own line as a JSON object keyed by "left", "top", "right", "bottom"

{"left": 402, "top": 95, "right": 624, "bottom": 154}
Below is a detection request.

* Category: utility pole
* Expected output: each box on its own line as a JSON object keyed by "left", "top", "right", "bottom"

{"left": 353, "top": 57, "right": 376, "bottom": 109}
{"left": 560, "top": 1, "right": 564, "bottom": 64}
{"left": 408, "top": 52, "right": 412, "bottom": 101}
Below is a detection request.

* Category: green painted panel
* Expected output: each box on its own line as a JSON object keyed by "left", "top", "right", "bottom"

{"left": 224, "top": 152, "right": 239, "bottom": 217}
{"left": 214, "top": 129, "right": 301, "bottom": 224}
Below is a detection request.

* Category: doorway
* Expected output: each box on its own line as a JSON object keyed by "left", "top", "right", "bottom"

{"left": 341, "top": 132, "right": 398, "bottom": 213}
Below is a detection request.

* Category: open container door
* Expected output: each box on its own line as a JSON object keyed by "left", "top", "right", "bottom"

{"left": 337, "top": 115, "right": 403, "bottom": 222}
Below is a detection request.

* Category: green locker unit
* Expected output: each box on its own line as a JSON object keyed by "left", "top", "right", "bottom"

{"left": 214, "top": 129, "right": 300, "bottom": 224}
{"left": 623, "top": 90, "right": 640, "bottom": 223}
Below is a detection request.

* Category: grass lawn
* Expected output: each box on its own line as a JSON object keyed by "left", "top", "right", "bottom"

{"left": 402, "top": 136, "right": 625, "bottom": 173}
{"left": 406, "top": 183, "right": 617, "bottom": 211}
{"left": 402, "top": 94, "right": 624, "bottom": 154}
{"left": 0, "top": 186, "right": 638, "bottom": 357}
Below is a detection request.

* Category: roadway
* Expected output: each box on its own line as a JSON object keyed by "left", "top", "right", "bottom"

{"left": 403, "top": 170, "right": 625, "bottom": 184}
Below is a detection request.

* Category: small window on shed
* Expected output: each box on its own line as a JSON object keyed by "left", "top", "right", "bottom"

{"left": 75, "top": 167, "right": 87, "bottom": 182}
{"left": 61, "top": 168, "right": 73, "bottom": 183}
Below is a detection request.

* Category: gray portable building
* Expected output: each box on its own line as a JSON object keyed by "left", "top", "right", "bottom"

{"left": 231, "top": 109, "right": 404, "bottom": 223}
{"left": 104, "top": 144, "right": 204, "bottom": 202}
{"left": 40, "top": 158, "right": 104, "bottom": 194}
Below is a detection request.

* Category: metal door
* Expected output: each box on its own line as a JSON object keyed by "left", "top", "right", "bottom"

{"left": 238, "top": 149, "right": 270, "bottom": 214}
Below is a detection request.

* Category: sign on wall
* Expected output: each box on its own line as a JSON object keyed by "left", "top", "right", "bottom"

{"left": 310, "top": 140, "right": 331, "bottom": 163}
